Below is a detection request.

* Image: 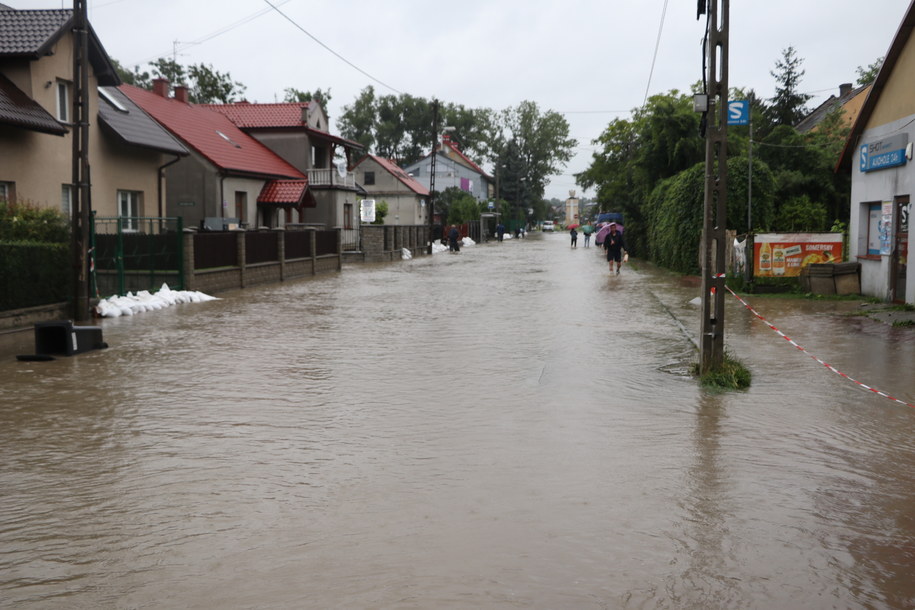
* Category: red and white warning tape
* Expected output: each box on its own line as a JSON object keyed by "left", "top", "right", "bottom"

{"left": 725, "top": 286, "right": 915, "bottom": 409}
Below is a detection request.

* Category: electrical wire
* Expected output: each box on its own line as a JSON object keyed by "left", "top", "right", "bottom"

{"left": 261, "top": 0, "right": 403, "bottom": 95}
{"left": 643, "top": 0, "right": 670, "bottom": 107}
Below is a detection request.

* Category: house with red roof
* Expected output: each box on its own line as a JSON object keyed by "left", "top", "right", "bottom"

{"left": 121, "top": 80, "right": 309, "bottom": 230}
{"left": 204, "top": 100, "right": 364, "bottom": 237}
{"left": 401, "top": 133, "right": 494, "bottom": 205}
{"left": 837, "top": 0, "right": 915, "bottom": 304}
{"left": 0, "top": 6, "right": 186, "bottom": 220}
{"left": 351, "top": 154, "right": 430, "bottom": 225}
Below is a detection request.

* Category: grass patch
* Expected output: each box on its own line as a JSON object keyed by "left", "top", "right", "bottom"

{"left": 892, "top": 319, "right": 915, "bottom": 328}
{"left": 693, "top": 353, "right": 752, "bottom": 390}
{"left": 887, "top": 303, "right": 915, "bottom": 312}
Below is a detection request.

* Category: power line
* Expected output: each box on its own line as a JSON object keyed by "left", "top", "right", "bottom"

{"left": 261, "top": 0, "right": 403, "bottom": 95}
{"left": 643, "top": 0, "right": 670, "bottom": 106}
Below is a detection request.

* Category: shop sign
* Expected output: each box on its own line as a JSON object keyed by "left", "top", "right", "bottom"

{"left": 860, "top": 133, "right": 909, "bottom": 172}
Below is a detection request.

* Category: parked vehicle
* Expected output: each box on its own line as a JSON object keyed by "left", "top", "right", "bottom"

{"left": 542, "top": 221, "right": 555, "bottom": 232}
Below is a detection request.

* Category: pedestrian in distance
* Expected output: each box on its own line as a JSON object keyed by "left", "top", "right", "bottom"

{"left": 570, "top": 227, "right": 578, "bottom": 248}
{"left": 496, "top": 223, "right": 505, "bottom": 242}
{"left": 582, "top": 226, "right": 592, "bottom": 247}
{"left": 603, "top": 222, "right": 626, "bottom": 274}
{"left": 448, "top": 225, "right": 461, "bottom": 253}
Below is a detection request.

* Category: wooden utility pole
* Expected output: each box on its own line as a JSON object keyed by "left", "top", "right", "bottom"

{"left": 71, "top": 0, "right": 91, "bottom": 320}
{"left": 427, "top": 99, "right": 439, "bottom": 254}
{"left": 698, "top": 0, "right": 729, "bottom": 373}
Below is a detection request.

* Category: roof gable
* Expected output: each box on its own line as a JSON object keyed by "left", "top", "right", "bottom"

{"left": 120, "top": 85, "right": 305, "bottom": 178}
{"left": 0, "top": 8, "right": 119, "bottom": 86}
{"left": 355, "top": 154, "right": 430, "bottom": 196}
{"left": 838, "top": 0, "right": 915, "bottom": 171}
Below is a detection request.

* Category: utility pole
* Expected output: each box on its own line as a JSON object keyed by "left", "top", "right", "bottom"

{"left": 698, "top": 0, "right": 729, "bottom": 373}
{"left": 427, "top": 99, "right": 439, "bottom": 255}
{"left": 71, "top": 0, "right": 91, "bottom": 321}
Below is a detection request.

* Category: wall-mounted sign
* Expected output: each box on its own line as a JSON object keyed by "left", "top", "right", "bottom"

{"left": 360, "top": 199, "right": 375, "bottom": 223}
{"left": 177, "top": 201, "right": 195, "bottom": 207}
{"left": 860, "top": 133, "right": 909, "bottom": 172}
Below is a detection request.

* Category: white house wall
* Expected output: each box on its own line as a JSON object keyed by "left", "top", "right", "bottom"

{"left": 404, "top": 154, "right": 489, "bottom": 203}
{"left": 849, "top": 113, "right": 915, "bottom": 303}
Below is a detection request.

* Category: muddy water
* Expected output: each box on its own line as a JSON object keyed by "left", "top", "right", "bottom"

{"left": 2, "top": 233, "right": 914, "bottom": 609}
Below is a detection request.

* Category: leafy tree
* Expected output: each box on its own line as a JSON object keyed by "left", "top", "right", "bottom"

{"left": 372, "top": 201, "right": 388, "bottom": 225}
{"left": 0, "top": 198, "right": 69, "bottom": 243}
{"left": 445, "top": 189, "right": 483, "bottom": 224}
{"left": 337, "top": 86, "right": 377, "bottom": 151}
{"left": 114, "top": 58, "right": 245, "bottom": 103}
{"left": 187, "top": 63, "right": 245, "bottom": 103}
{"left": 856, "top": 57, "right": 884, "bottom": 86}
{"left": 765, "top": 46, "right": 812, "bottom": 127}
{"left": 283, "top": 87, "right": 332, "bottom": 115}
{"left": 775, "top": 194, "right": 828, "bottom": 231}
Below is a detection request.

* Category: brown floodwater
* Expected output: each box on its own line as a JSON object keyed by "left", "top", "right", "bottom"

{"left": 2, "top": 233, "right": 914, "bottom": 609}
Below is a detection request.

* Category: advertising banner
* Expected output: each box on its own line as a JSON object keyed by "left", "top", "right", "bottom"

{"left": 753, "top": 233, "right": 844, "bottom": 277}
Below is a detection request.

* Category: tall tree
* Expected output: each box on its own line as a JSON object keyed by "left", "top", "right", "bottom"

{"left": 187, "top": 63, "right": 246, "bottom": 104}
{"left": 337, "top": 86, "right": 377, "bottom": 152}
{"left": 856, "top": 57, "right": 884, "bottom": 86}
{"left": 766, "top": 46, "right": 812, "bottom": 127}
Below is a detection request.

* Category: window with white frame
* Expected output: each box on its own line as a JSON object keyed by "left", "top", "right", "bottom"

{"left": 118, "top": 190, "right": 141, "bottom": 231}
{"left": 56, "top": 81, "right": 70, "bottom": 122}
{"left": 61, "top": 184, "right": 72, "bottom": 217}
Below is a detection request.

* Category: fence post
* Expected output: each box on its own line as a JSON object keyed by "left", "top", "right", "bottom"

{"left": 237, "top": 230, "right": 247, "bottom": 288}
{"left": 183, "top": 230, "right": 195, "bottom": 291}
{"left": 336, "top": 228, "right": 342, "bottom": 270}
{"left": 310, "top": 228, "right": 317, "bottom": 275}
{"left": 275, "top": 228, "right": 286, "bottom": 281}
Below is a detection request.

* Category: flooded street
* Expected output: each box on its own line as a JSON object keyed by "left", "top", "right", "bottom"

{"left": 2, "top": 233, "right": 915, "bottom": 609}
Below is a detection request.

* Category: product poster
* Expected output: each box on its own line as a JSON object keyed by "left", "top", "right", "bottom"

{"left": 753, "top": 233, "right": 844, "bottom": 278}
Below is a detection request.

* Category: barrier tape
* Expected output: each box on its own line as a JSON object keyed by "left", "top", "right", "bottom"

{"left": 725, "top": 286, "right": 915, "bottom": 409}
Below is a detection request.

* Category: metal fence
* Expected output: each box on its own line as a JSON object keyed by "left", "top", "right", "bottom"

{"left": 91, "top": 216, "right": 184, "bottom": 297}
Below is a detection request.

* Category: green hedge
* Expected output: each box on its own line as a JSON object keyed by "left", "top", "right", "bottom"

{"left": 0, "top": 241, "right": 71, "bottom": 310}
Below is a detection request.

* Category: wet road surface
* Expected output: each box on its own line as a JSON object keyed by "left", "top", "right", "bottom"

{"left": 2, "top": 232, "right": 914, "bottom": 609}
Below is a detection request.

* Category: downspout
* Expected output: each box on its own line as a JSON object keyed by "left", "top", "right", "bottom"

{"left": 157, "top": 155, "right": 182, "bottom": 217}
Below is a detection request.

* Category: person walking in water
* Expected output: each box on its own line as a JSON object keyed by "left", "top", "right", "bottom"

{"left": 603, "top": 223, "right": 626, "bottom": 274}
{"left": 570, "top": 226, "right": 578, "bottom": 248}
{"left": 582, "top": 226, "right": 592, "bottom": 247}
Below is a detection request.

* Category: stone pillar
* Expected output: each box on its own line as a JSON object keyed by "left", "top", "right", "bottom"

{"left": 275, "top": 228, "right": 286, "bottom": 281}
{"left": 183, "top": 230, "right": 196, "bottom": 291}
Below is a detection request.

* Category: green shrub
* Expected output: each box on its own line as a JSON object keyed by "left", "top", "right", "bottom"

{"left": 0, "top": 199, "right": 70, "bottom": 243}
{"left": 0, "top": 241, "right": 71, "bottom": 309}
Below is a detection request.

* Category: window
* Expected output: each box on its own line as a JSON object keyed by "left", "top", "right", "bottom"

{"left": 61, "top": 184, "right": 72, "bottom": 217}
{"left": 56, "top": 81, "right": 70, "bottom": 122}
{"left": 118, "top": 190, "right": 141, "bottom": 231}
{"left": 364, "top": 171, "right": 375, "bottom": 185}
{"left": 0, "top": 181, "right": 13, "bottom": 203}
{"left": 344, "top": 203, "right": 353, "bottom": 230}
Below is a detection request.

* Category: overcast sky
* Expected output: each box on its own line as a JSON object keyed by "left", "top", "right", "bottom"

{"left": 10, "top": 0, "right": 911, "bottom": 200}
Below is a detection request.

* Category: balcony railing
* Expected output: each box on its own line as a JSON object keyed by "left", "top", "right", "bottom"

{"left": 308, "top": 168, "right": 356, "bottom": 189}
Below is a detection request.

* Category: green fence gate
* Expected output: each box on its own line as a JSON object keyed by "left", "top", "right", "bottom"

{"left": 91, "top": 216, "right": 184, "bottom": 297}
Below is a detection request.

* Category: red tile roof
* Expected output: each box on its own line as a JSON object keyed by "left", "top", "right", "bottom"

{"left": 203, "top": 101, "right": 312, "bottom": 128}
{"left": 356, "top": 155, "right": 430, "bottom": 196}
{"left": 204, "top": 101, "right": 363, "bottom": 149}
{"left": 258, "top": 179, "right": 308, "bottom": 205}
{"left": 120, "top": 85, "right": 305, "bottom": 178}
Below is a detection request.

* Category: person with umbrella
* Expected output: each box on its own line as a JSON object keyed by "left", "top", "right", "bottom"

{"left": 581, "top": 224, "right": 593, "bottom": 247}
{"left": 602, "top": 222, "right": 626, "bottom": 274}
{"left": 569, "top": 225, "right": 578, "bottom": 248}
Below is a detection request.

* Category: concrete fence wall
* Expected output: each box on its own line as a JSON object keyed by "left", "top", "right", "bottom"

{"left": 348, "top": 224, "right": 431, "bottom": 263}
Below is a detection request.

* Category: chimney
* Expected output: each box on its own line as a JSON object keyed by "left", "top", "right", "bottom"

{"left": 174, "top": 85, "right": 189, "bottom": 103}
{"left": 839, "top": 82, "right": 852, "bottom": 97}
{"left": 152, "top": 78, "right": 169, "bottom": 98}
